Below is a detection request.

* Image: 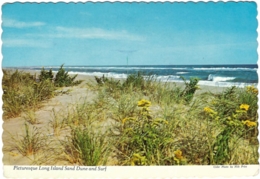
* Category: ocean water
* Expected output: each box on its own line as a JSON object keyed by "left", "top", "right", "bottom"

{"left": 27, "top": 64, "right": 258, "bottom": 88}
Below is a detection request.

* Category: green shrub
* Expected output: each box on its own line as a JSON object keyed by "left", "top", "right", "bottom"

{"left": 54, "top": 64, "right": 80, "bottom": 87}
{"left": 181, "top": 77, "right": 200, "bottom": 102}
{"left": 39, "top": 67, "right": 53, "bottom": 81}
{"left": 39, "top": 64, "right": 82, "bottom": 87}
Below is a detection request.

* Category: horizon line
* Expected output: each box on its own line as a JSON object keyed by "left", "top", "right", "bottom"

{"left": 2, "top": 63, "right": 258, "bottom": 68}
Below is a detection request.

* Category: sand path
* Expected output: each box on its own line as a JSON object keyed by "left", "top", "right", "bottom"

{"left": 2, "top": 83, "right": 96, "bottom": 165}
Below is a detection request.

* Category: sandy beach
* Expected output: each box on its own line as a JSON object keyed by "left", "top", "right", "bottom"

{"left": 15, "top": 68, "right": 229, "bottom": 93}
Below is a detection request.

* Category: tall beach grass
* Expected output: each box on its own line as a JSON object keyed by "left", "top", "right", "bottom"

{"left": 3, "top": 69, "right": 258, "bottom": 165}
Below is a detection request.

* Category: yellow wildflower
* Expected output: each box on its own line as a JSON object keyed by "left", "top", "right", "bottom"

{"left": 204, "top": 107, "right": 217, "bottom": 114}
{"left": 130, "top": 153, "right": 146, "bottom": 166}
{"left": 240, "top": 104, "right": 250, "bottom": 111}
{"left": 242, "top": 120, "right": 257, "bottom": 127}
{"left": 137, "top": 99, "right": 151, "bottom": 107}
{"left": 246, "top": 86, "right": 258, "bottom": 95}
{"left": 173, "top": 149, "right": 183, "bottom": 160}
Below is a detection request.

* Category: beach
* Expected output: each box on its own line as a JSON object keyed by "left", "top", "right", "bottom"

{"left": 10, "top": 68, "right": 230, "bottom": 93}
{"left": 2, "top": 69, "right": 95, "bottom": 165}
{"left": 20, "top": 64, "right": 258, "bottom": 88}
{"left": 2, "top": 69, "right": 258, "bottom": 166}
{"left": 2, "top": 2, "right": 258, "bottom": 177}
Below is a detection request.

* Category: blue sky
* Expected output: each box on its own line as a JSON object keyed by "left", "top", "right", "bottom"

{"left": 1, "top": 2, "right": 258, "bottom": 67}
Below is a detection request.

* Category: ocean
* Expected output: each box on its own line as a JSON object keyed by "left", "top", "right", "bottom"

{"left": 25, "top": 64, "right": 258, "bottom": 88}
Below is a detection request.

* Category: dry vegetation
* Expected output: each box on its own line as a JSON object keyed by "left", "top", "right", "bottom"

{"left": 2, "top": 68, "right": 258, "bottom": 165}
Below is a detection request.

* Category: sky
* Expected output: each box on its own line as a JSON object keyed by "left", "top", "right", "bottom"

{"left": 1, "top": 2, "right": 258, "bottom": 67}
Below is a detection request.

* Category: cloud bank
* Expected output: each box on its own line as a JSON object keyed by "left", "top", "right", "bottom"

{"left": 3, "top": 18, "right": 45, "bottom": 28}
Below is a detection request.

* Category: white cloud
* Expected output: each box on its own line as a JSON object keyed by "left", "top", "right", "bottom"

{"left": 3, "top": 18, "right": 45, "bottom": 28}
{"left": 42, "top": 26, "right": 145, "bottom": 41}
{"left": 3, "top": 39, "right": 51, "bottom": 48}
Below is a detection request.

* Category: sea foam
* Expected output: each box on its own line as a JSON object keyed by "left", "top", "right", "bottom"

{"left": 207, "top": 74, "right": 236, "bottom": 82}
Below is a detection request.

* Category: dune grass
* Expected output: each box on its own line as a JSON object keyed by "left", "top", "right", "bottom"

{"left": 3, "top": 70, "right": 258, "bottom": 165}
{"left": 91, "top": 73, "right": 258, "bottom": 165}
{"left": 60, "top": 126, "right": 111, "bottom": 166}
{"left": 9, "top": 123, "right": 49, "bottom": 157}
{"left": 2, "top": 70, "right": 55, "bottom": 118}
{"left": 2, "top": 65, "right": 82, "bottom": 119}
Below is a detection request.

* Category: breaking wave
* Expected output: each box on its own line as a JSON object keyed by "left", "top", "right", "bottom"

{"left": 193, "top": 67, "right": 257, "bottom": 71}
{"left": 207, "top": 74, "right": 236, "bottom": 82}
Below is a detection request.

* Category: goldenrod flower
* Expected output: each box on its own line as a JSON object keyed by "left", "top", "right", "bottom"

{"left": 204, "top": 107, "right": 217, "bottom": 114}
{"left": 138, "top": 99, "right": 151, "bottom": 107}
{"left": 173, "top": 149, "right": 183, "bottom": 160}
{"left": 242, "top": 120, "right": 257, "bottom": 127}
{"left": 240, "top": 104, "right": 250, "bottom": 111}
{"left": 246, "top": 86, "right": 258, "bottom": 95}
{"left": 130, "top": 153, "right": 146, "bottom": 166}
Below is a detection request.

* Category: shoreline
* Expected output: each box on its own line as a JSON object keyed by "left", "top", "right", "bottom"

{"left": 3, "top": 68, "right": 250, "bottom": 94}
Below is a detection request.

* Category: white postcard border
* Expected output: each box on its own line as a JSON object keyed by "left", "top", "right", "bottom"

{"left": 1, "top": 0, "right": 259, "bottom": 179}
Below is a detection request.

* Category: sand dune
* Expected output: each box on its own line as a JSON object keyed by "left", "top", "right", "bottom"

{"left": 2, "top": 69, "right": 230, "bottom": 165}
